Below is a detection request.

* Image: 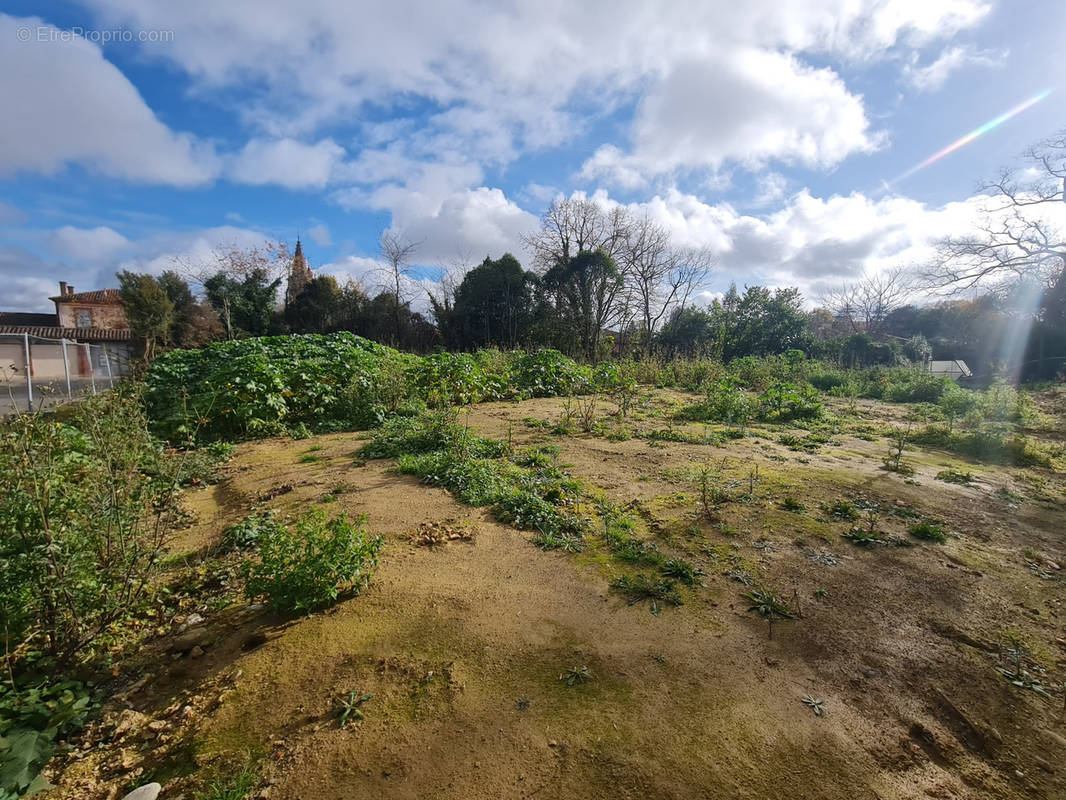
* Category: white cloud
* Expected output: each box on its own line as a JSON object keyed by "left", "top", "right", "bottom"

{"left": 583, "top": 49, "right": 880, "bottom": 186}
{"left": 307, "top": 224, "right": 332, "bottom": 246}
{"left": 76, "top": 0, "right": 990, "bottom": 186}
{"left": 903, "top": 44, "right": 1006, "bottom": 92}
{"left": 0, "top": 15, "right": 217, "bottom": 186}
{"left": 50, "top": 226, "right": 130, "bottom": 262}
{"left": 228, "top": 138, "right": 346, "bottom": 189}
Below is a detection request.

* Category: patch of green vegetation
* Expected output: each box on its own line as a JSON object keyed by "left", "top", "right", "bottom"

{"left": 908, "top": 520, "right": 948, "bottom": 543}
{"left": 781, "top": 496, "right": 805, "bottom": 512}
{"left": 611, "top": 573, "right": 683, "bottom": 610}
{"left": 744, "top": 589, "right": 795, "bottom": 639}
{"left": 936, "top": 468, "right": 975, "bottom": 484}
{"left": 241, "top": 509, "right": 383, "bottom": 613}
{"left": 196, "top": 764, "right": 258, "bottom": 800}
{"left": 220, "top": 511, "right": 283, "bottom": 553}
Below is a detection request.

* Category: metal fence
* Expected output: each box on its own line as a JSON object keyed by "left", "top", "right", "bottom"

{"left": 0, "top": 332, "right": 132, "bottom": 415}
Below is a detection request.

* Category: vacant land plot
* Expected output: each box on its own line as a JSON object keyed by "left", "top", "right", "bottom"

{"left": 47, "top": 385, "right": 1066, "bottom": 800}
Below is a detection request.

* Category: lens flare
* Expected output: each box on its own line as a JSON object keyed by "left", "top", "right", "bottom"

{"left": 887, "top": 89, "right": 1053, "bottom": 188}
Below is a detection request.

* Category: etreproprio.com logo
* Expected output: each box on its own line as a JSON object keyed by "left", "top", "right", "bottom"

{"left": 16, "top": 26, "right": 175, "bottom": 44}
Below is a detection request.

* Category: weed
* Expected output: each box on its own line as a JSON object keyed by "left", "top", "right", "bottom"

{"left": 744, "top": 589, "right": 795, "bottom": 639}
{"left": 612, "top": 574, "right": 683, "bottom": 610}
{"left": 908, "top": 520, "right": 948, "bottom": 543}
{"left": 936, "top": 468, "right": 974, "bottom": 485}
{"left": 659, "top": 558, "right": 704, "bottom": 587}
{"left": 559, "top": 666, "right": 592, "bottom": 687}
{"left": 241, "top": 510, "right": 383, "bottom": 613}
{"left": 802, "top": 695, "right": 826, "bottom": 716}
{"left": 882, "top": 427, "right": 913, "bottom": 475}
{"left": 781, "top": 496, "right": 805, "bottom": 513}
{"left": 336, "top": 690, "right": 374, "bottom": 726}
{"left": 822, "top": 500, "right": 858, "bottom": 521}
{"left": 814, "top": 588, "right": 829, "bottom": 598}
{"left": 220, "top": 511, "right": 282, "bottom": 553}
{"left": 196, "top": 765, "right": 258, "bottom": 800}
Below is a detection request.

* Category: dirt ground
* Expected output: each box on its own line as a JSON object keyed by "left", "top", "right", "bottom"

{"left": 50, "top": 390, "right": 1066, "bottom": 800}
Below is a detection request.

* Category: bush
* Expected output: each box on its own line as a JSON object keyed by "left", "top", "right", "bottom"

{"left": 509, "top": 350, "right": 590, "bottom": 397}
{"left": 0, "top": 679, "right": 95, "bottom": 799}
{"left": 758, "top": 382, "right": 823, "bottom": 421}
{"left": 0, "top": 392, "right": 190, "bottom": 664}
{"left": 911, "top": 424, "right": 1055, "bottom": 467}
{"left": 220, "top": 511, "right": 283, "bottom": 552}
{"left": 145, "top": 333, "right": 407, "bottom": 442}
{"left": 909, "top": 520, "right": 948, "bottom": 543}
{"left": 242, "top": 510, "right": 383, "bottom": 613}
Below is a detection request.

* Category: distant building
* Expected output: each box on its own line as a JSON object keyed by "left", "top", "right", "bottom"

{"left": 925, "top": 359, "right": 973, "bottom": 380}
{"left": 285, "top": 238, "right": 313, "bottom": 307}
{"left": 50, "top": 282, "right": 128, "bottom": 330}
{"left": 0, "top": 281, "right": 132, "bottom": 384}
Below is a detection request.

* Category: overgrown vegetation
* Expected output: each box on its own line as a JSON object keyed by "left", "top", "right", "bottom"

{"left": 241, "top": 509, "right": 384, "bottom": 613}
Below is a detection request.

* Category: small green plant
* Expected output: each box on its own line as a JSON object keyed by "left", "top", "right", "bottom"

{"left": 336, "top": 691, "right": 374, "bottom": 727}
{"left": 781, "top": 496, "right": 805, "bottom": 513}
{"left": 802, "top": 695, "right": 826, "bottom": 716}
{"left": 612, "top": 574, "right": 683, "bottom": 611}
{"left": 559, "top": 666, "right": 592, "bottom": 687}
{"left": 908, "top": 520, "right": 948, "bottom": 543}
{"left": 744, "top": 589, "right": 795, "bottom": 639}
{"left": 197, "top": 764, "right": 258, "bottom": 800}
{"left": 822, "top": 500, "right": 858, "bottom": 520}
{"left": 241, "top": 510, "right": 383, "bottom": 613}
{"left": 935, "top": 468, "right": 974, "bottom": 485}
{"left": 220, "top": 511, "right": 283, "bottom": 552}
{"left": 882, "top": 427, "right": 913, "bottom": 474}
{"left": 659, "top": 558, "right": 704, "bottom": 587}
{"left": 0, "top": 679, "right": 96, "bottom": 799}
{"left": 814, "top": 588, "right": 829, "bottom": 599}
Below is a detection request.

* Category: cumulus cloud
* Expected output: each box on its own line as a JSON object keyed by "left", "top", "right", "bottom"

{"left": 75, "top": 0, "right": 990, "bottom": 187}
{"left": 0, "top": 15, "right": 218, "bottom": 185}
{"left": 50, "top": 226, "right": 131, "bottom": 262}
{"left": 583, "top": 50, "right": 879, "bottom": 185}
{"left": 903, "top": 44, "right": 1006, "bottom": 92}
{"left": 228, "top": 138, "right": 346, "bottom": 189}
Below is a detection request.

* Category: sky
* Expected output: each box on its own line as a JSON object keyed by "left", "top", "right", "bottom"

{"left": 0, "top": 0, "right": 1063, "bottom": 313}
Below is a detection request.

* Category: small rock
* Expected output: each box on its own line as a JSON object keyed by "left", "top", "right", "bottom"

{"left": 1047, "top": 561, "right": 1060, "bottom": 571}
{"left": 189, "top": 645, "right": 205, "bottom": 659}
{"left": 121, "top": 784, "right": 161, "bottom": 800}
{"left": 148, "top": 720, "right": 168, "bottom": 733}
{"left": 548, "top": 739, "right": 558, "bottom": 748}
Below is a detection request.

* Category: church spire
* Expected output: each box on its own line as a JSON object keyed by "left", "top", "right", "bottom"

{"left": 285, "top": 237, "right": 313, "bottom": 307}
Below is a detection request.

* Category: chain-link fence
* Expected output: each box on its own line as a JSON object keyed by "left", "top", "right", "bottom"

{"left": 0, "top": 333, "right": 132, "bottom": 415}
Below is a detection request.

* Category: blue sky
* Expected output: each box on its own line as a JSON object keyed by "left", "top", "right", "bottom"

{"left": 0, "top": 0, "right": 1063, "bottom": 311}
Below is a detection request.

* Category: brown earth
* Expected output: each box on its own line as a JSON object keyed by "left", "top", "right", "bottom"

{"left": 49, "top": 391, "right": 1066, "bottom": 800}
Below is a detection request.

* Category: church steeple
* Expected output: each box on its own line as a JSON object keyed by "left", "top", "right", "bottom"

{"left": 285, "top": 237, "right": 313, "bottom": 307}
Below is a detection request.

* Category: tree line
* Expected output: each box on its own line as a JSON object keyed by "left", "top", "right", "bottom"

{"left": 119, "top": 129, "right": 1066, "bottom": 380}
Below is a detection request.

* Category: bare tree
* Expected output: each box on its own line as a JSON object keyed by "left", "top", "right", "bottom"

{"left": 523, "top": 195, "right": 631, "bottom": 272}
{"left": 922, "top": 130, "right": 1066, "bottom": 292}
{"left": 172, "top": 241, "right": 289, "bottom": 339}
{"left": 620, "top": 214, "right": 713, "bottom": 354}
{"left": 377, "top": 231, "right": 421, "bottom": 344}
{"left": 820, "top": 267, "right": 914, "bottom": 334}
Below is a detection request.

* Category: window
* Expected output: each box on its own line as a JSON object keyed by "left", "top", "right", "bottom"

{"left": 76, "top": 309, "right": 91, "bottom": 328}
{"left": 97, "top": 350, "right": 108, "bottom": 368}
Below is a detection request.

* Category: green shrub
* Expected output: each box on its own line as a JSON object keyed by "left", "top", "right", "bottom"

{"left": 145, "top": 333, "right": 406, "bottom": 442}
{"left": 242, "top": 510, "right": 383, "bottom": 613}
{"left": 908, "top": 520, "right": 948, "bottom": 543}
{"left": 0, "top": 391, "right": 190, "bottom": 664}
{"left": 220, "top": 512, "right": 283, "bottom": 552}
{"left": 509, "top": 350, "right": 589, "bottom": 397}
{"left": 911, "top": 425, "right": 1055, "bottom": 467}
{"left": 0, "top": 679, "right": 95, "bottom": 799}
{"left": 758, "top": 382, "right": 823, "bottom": 421}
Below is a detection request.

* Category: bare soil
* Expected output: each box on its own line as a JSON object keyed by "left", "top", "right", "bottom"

{"left": 50, "top": 390, "right": 1066, "bottom": 800}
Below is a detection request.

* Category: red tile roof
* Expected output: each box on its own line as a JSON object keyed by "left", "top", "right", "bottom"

{"left": 0, "top": 325, "right": 131, "bottom": 341}
{"left": 49, "top": 289, "right": 123, "bottom": 305}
